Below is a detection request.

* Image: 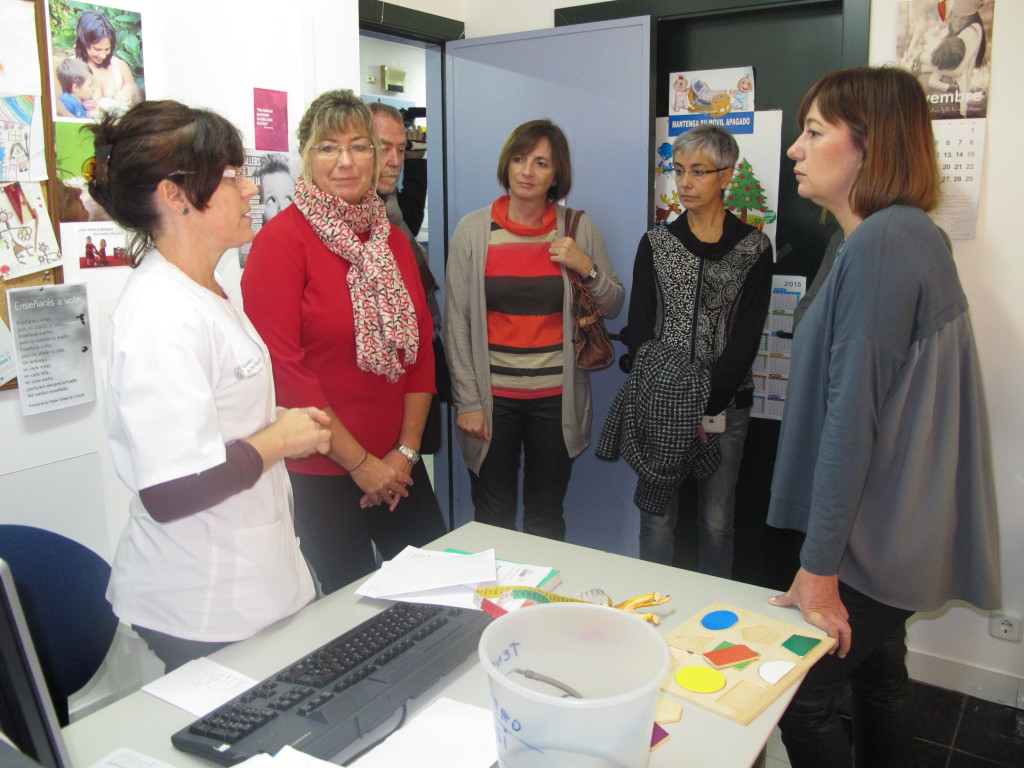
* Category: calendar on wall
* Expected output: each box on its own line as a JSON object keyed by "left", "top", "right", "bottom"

{"left": 931, "top": 118, "right": 985, "bottom": 240}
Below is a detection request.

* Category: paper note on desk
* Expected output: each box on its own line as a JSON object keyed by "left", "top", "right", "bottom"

{"left": 364, "top": 546, "right": 497, "bottom": 596}
{"left": 347, "top": 697, "right": 496, "bottom": 767}
{"left": 88, "top": 747, "right": 180, "bottom": 768}
{"left": 237, "top": 746, "right": 336, "bottom": 768}
{"left": 355, "top": 546, "right": 559, "bottom": 610}
{"left": 141, "top": 657, "right": 258, "bottom": 717}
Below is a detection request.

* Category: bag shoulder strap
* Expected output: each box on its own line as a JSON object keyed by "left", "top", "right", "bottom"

{"left": 564, "top": 208, "right": 585, "bottom": 240}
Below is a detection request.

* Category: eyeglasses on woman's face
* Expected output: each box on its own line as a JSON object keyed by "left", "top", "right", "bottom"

{"left": 220, "top": 167, "right": 247, "bottom": 185}
{"left": 672, "top": 166, "right": 731, "bottom": 180}
{"left": 311, "top": 142, "right": 376, "bottom": 161}
{"left": 167, "top": 167, "right": 249, "bottom": 184}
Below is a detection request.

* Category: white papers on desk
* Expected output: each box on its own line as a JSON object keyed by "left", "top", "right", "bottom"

{"left": 237, "top": 746, "right": 336, "bottom": 768}
{"left": 87, "top": 747, "right": 180, "bottom": 768}
{"left": 347, "top": 698, "right": 496, "bottom": 767}
{"left": 141, "top": 657, "right": 258, "bottom": 717}
{"left": 355, "top": 546, "right": 559, "bottom": 610}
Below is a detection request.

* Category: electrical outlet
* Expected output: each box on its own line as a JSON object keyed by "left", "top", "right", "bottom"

{"left": 988, "top": 612, "right": 1022, "bottom": 641}
{"left": 366, "top": 75, "right": 377, "bottom": 84}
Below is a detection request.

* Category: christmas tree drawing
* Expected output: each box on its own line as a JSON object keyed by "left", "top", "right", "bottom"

{"left": 726, "top": 158, "right": 775, "bottom": 230}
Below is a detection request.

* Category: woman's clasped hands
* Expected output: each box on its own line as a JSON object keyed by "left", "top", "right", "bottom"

{"left": 350, "top": 451, "right": 412, "bottom": 512}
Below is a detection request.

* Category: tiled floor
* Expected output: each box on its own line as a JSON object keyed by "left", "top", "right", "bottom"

{"left": 763, "top": 681, "right": 1024, "bottom": 767}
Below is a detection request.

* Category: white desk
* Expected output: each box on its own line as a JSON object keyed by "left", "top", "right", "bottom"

{"left": 64, "top": 523, "right": 810, "bottom": 768}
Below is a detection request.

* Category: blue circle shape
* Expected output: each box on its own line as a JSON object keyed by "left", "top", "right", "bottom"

{"left": 701, "top": 609, "right": 739, "bottom": 630}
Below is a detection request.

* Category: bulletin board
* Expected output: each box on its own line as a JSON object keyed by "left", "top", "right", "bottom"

{"left": 1, "top": 0, "right": 66, "bottom": 391}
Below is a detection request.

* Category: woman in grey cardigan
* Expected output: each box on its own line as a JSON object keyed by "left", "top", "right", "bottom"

{"left": 768, "top": 66, "right": 1000, "bottom": 768}
{"left": 444, "top": 119, "right": 623, "bottom": 540}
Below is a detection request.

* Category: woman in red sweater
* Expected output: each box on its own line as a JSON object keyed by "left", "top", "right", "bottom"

{"left": 242, "top": 90, "right": 445, "bottom": 595}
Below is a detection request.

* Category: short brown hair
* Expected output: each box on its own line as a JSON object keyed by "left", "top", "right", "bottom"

{"left": 297, "top": 89, "right": 378, "bottom": 185}
{"left": 797, "top": 66, "right": 938, "bottom": 216}
{"left": 497, "top": 119, "right": 572, "bottom": 202}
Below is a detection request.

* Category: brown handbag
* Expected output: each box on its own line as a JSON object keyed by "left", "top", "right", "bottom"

{"left": 564, "top": 209, "right": 614, "bottom": 371}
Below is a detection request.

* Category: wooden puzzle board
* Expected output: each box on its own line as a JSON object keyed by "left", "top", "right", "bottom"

{"left": 660, "top": 601, "right": 835, "bottom": 725}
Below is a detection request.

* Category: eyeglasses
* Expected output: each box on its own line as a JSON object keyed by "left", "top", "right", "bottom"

{"left": 312, "top": 143, "right": 375, "bottom": 161}
{"left": 673, "top": 166, "right": 732, "bottom": 180}
{"left": 221, "top": 168, "right": 247, "bottom": 185}
{"left": 166, "top": 168, "right": 248, "bottom": 184}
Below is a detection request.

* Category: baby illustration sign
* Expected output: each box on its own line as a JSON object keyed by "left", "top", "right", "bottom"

{"left": 669, "top": 67, "right": 755, "bottom": 136}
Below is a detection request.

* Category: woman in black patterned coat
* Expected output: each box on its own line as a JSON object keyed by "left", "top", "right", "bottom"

{"left": 625, "top": 124, "right": 772, "bottom": 576}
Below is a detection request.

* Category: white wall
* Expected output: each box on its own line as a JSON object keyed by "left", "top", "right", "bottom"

{"left": 360, "top": 35, "right": 428, "bottom": 106}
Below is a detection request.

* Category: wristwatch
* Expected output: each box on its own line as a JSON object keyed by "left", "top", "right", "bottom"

{"left": 394, "top": 444, "right": 421, "bottom": 465}
{"left": 583, "top": 263, "right": 599, "bottom": 284}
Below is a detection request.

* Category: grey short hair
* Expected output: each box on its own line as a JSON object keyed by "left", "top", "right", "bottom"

{"left": 672, "top": 124, "right": 739, "bottom": 170}
{"left": 368, "top": 101, "right": 404, "bottom": 126}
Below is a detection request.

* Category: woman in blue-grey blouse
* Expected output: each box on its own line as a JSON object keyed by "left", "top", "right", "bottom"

{"left": 767, "top": 66, "right": 1000, "bottom": 768}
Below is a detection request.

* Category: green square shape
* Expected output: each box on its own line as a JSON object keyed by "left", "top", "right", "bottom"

{"left": 782, "top": 634, "right": 821, "bottom": 657}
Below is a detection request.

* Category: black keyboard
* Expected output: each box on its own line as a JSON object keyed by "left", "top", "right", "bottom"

{"left": 171, "top": 603, "right": 493, "bottom": 765}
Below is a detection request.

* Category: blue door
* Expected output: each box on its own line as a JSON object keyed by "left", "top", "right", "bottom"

{"left": 439, "top": 17, "right": 651, "bottom": 556}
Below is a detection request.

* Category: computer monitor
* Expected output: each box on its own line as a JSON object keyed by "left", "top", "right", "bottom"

{"left": 0, "top": 559, "right": 71, "bottom": 768}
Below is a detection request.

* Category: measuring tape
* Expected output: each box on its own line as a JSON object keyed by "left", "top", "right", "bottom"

{"left": 473, "top": 585, "right": 616, "bottom": 618}
{"left": 473, "top": 586, "right": 670, "bottom": 623}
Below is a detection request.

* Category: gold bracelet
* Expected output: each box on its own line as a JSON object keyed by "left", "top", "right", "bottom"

{"left": 342, "top": 448, "right": 368, "bottom": 473}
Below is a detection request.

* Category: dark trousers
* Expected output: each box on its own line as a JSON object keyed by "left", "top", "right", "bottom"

{"left": 469, "top": 395, "right": 573, "bottom": 541}
{"left": 290, "top": 462, "right": 447, "bottom": 595}
{"left": 779, "top": 582, "right": 915, "bottom": 768}
{"left": 132, "top": 625, "right": 231, "bottom": 674}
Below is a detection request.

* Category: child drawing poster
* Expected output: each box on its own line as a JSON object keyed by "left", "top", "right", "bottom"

{"left": 0, "top": 182, "right": 63, "bottom": 280}
{"left": 897, "top": 0, "right": 994, "bottom": 120}
{"left": 48, "top": 1, "right": 145, "bottom": 122}
{"left": 668, "top": 66, "right": 755, "bottom": 136}
{"left": 653, "top": 112, "right": 781, "bottom": 255}
{"left": 0, "top": 96, "right": 39, "bottom": 183}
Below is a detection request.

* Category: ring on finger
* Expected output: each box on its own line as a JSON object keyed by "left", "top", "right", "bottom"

{"left": 387, "top": 489, "right": 395, "bottom": 497}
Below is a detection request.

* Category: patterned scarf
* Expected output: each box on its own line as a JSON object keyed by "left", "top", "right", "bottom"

{"left": 293, "top": 175, "right": 418, "bottom": 382}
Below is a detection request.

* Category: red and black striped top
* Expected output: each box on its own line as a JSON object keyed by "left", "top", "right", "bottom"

{"left": 485, "top": 196, "right": 563, "bottom": 399}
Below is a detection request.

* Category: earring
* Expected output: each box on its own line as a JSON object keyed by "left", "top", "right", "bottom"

{"left": 182, "top": 207, "right": 189, "bottom": 215}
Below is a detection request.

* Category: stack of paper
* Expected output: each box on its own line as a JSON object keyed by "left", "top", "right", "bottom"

{"left": 355, "top": 546, "right": 559, "bottom": 610}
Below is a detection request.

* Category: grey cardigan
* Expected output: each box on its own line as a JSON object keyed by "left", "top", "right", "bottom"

{"left": 444, "top": 203, "right": 625, "bottom": 473}
{"left": 768, "top": 206, "right": 1000, "bottom": 612}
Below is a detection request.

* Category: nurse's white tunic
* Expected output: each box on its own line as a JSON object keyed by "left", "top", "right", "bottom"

{"left": 106, "top": 252, "right": 314, "bottom": 641}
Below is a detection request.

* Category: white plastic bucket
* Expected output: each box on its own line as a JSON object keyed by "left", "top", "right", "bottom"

{"left": 478, "top": 602, "right": 671, "bottom": 768}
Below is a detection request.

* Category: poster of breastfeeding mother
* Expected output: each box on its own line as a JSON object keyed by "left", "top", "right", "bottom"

{"left": 48, "top": 1, "right": 145, "bottom": 122}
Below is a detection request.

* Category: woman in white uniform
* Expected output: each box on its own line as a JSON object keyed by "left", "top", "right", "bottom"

{"left": 88, "top": 101, "right": 332, "bottom": 672}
